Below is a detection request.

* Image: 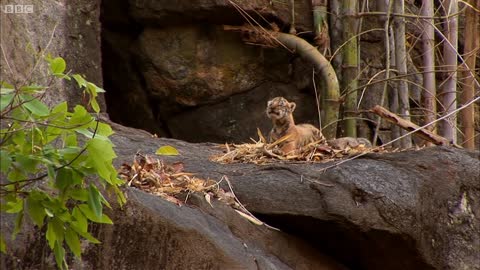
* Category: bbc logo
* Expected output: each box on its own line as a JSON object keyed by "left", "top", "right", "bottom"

{"left": 2, "top": 5, "right": 34, "bottom": 14}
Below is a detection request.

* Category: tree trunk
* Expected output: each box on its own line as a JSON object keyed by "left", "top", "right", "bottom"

{"left": 393, "top": 0, "right": 412, "bottom": 148}
{"left": 421, "top": 0, "right": 437, "bottom": 146}
{"left": 460, "top": 0, "right": 479, "bottom": 149}
{"left": 438, "top": 0, "right": 458, "bottom": 143}
{"left": 342, "top": 0, "right": 358, "bottom": 137}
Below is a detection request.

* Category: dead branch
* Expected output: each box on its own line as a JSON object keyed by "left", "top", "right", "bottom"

{"left": 370, "top": 105, "right": 450, "bottom": 146}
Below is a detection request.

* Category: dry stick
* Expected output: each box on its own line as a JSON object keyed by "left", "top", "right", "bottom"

{"left": 312, "top": 68, "right": 322, "bottom": 130}
{"left": 371, "top": 105, "right": 450, "bottom": 145}
{"left": 319, "top": 95, "right": 480, "bottom": 173}
{"left": 0, "top": 44, "right": 13, "bottom": 76}
{"left": 223, "top": 176, "right": 280, "bottom": 231}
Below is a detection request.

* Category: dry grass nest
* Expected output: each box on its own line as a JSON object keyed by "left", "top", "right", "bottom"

{"left": 211, "top": 130, "right": 387, "bottom": 164}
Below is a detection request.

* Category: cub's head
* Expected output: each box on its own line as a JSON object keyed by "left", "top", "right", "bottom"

{"left": 266, "top": 97, "right": 296, "bottom": 120}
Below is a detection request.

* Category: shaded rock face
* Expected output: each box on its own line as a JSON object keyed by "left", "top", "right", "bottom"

{"left": 1, "top": 0, "right": 104, "bottom": 109}
{"left": 101, "top": 0, "right": 322, "bottom": 143}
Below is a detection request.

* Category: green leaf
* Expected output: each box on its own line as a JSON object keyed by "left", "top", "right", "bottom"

{"left": 20, "top": 84, "right": 46, "bottom": 94}
{"left": 55, "top": 167, "right": 73, "bottom": 191}
{"left": 65, "top": 227, "right": 81, "bottom": 257}
{"left": 12, "top": 211, "right": 24, "bottom": 240}
{"left": 50, "top": 218, "right": 65, "bottom": 244}
{"left": 78, "top": 204, "right": 112, "bottom": 224}
{"left": 49, "top": 57, "right": 66, "bottom": 74}
{"left": 26, "top": 193, "right": 46, "bottom": 227}
{"left": 71, "top": 207, "right": 87, "bottom": 232}
{"left": 0, "top": 234, "right": 6, "bottom": 253}
{"left": 53, "top": 241, "right": 66, "bottom": 269}
{"left": 15, "top": 154, "right": 39, "bottom": 173}
{"left": 46, "top": 220, "right": 57, "bottom": 249}
{"left": 65, "top": 133, "right": 78, "bottom": 147}
{"left": 87, "top": 184, "right": 102, "bottom": 218}
{"left": 86, "top": 138, "right": 117, "bottom": 182}
{"left": 20, "top": 95, "right": 50, "bottom": 116}
{"left": 45, "top": 208, "right": 54, "bottom": 218}
{"left": 155, "top": 145, "right": 179, "bottom": 156}
{"left": 69, "top": 189, "right": 88, "bottom": 202}
{"left": 0, "top": 81, "right": 14, "bottom": 93}
{"left": 90, "top": 98, "right": 100, "bottom": 113}
{"left": 6, "top": 197, "right": 23, "bottom": 213}
{"left": 86, "top": 82, "right": 105, "bottom": 94}
{"left": 0, "top": 93, "right": 14, "bottom": 111}
{"left": 90, "top": 121, "right": 113, "bottom": 137}
{"left": 72, "top": 74, "right": 87, "bottom": 88}
{"left": 0, "top": 150, "right": 11, "bottom": 174}
{"left": 71, "top": 228, "right": 101, "bottom": 244}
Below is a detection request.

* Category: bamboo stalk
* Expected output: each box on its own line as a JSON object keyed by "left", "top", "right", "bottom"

{"left": 393, "top": 0, "right": 412, "bottom": 148}
{"left": 342, "top": 0, "right": 358, "bottom": 137}
{"left": 438, "top": 0, "right": 458, "bottom": 143}
{"left": 460, "top": 0, "right": 479, "bottom": 149}
{"left": 421, "top": 0, "right": 437, "bottom": 145}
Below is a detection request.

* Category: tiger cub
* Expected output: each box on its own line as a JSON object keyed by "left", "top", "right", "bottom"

{"left": 266, "top": 97, "right": 326, "bottom": 154}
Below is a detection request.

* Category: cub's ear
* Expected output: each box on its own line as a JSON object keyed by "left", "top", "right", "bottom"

{"left": 289, "top": 101, "right": 296, "bottom": 112}
{"left": 267, "top": 100, "right": 273, "bottom": 107}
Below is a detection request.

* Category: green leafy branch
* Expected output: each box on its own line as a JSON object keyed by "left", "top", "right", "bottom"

{"left": 0, "top": 55, "right": 125, "bottom": 269}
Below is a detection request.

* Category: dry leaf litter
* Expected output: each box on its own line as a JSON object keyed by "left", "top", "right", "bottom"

{"left": 119, "top": 154, "right": 268, "bottom": 226}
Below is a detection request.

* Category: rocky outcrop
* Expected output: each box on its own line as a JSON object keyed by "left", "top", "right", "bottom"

{"left": 2, "top": 124, "right": 479, "bottom": 269}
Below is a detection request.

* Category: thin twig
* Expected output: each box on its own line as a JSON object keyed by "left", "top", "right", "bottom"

{"left": 224, "top": 176, "right": 280, "bottom": 231}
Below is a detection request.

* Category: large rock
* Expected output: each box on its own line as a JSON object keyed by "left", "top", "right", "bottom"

{"left": 1, "top": 124, "right": 479, "bottom": 269}
{"left": 109, "top": 124, "right": 480, "bottom": 270}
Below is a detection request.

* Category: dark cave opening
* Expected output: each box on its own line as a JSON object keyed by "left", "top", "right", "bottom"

{"left": 256, "top": 214, "right": 435, "bottom": 270}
